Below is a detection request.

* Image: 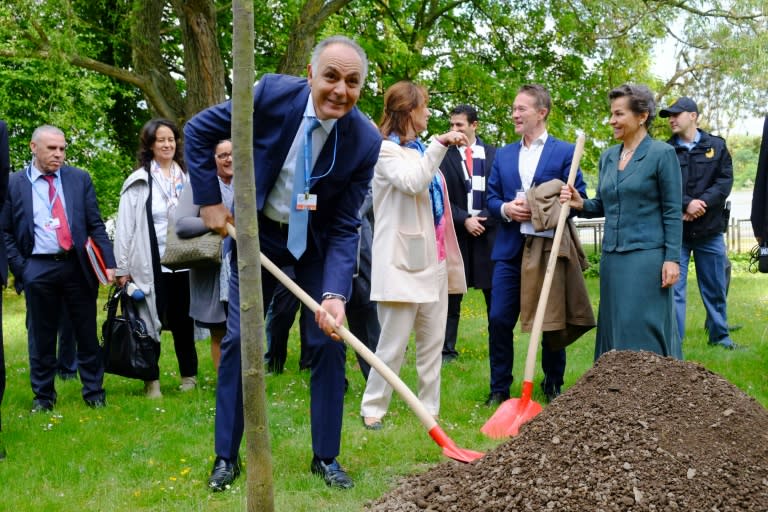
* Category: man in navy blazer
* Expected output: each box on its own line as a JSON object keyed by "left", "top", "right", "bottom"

{"left": 440, "top": 105, "right": 497, "bottom": 363}
{"left": 486, "top": 85, "right": 587, "bottom": 405}
{"left": 0, "top": 119, "right": 9, "bottom": 459}
{"left": 2, "top": 125, "right": 115, "bottom": 413}
{"left": 184, "top": 36, "right": 381, "bottom": 491}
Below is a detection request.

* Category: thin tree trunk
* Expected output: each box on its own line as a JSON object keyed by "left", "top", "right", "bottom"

{"left": 231, "top": 0, "right": 274, "bottom": 510}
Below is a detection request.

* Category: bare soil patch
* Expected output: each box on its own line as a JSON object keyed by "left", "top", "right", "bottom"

{"left": 367, "top": 350, "right": 768, "bottom": 511}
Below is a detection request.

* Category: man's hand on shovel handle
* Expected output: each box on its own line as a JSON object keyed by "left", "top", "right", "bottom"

{"left": 316, "top": 298, "right": 346, "bottom": 341}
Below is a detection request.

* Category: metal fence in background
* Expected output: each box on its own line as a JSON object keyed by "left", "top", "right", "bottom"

{"left": 574, "top": 218, "right": 758, "bottom": 255}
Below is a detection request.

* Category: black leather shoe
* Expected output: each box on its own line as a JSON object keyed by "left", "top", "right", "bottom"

{"left": 310, "top": 456, "right": 354, "bottom": 489}
{"left": 208, "top": 456, "right": 240, "bottom": 492}
{"left": 484, "top": 392, "right": 509, "bottom": 407}
{"left": 85, "top": 398, "right": 107, "bottom": 409}
{"left": 540, "top": 380, "right": 562, "bottom": 403}
{"left": 30, "top": 400, "right": 54, "bottom": 413}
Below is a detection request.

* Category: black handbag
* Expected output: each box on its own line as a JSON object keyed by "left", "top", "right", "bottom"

{"left": 760, "top": 243, "right": 768, "bottom": 273}
{"left": 101, "top": 285, "right": 158, "bottom": 380}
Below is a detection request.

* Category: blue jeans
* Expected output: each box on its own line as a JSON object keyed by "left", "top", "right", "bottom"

{"left": 674, "top": 234, "right": 730, "bottom": 344}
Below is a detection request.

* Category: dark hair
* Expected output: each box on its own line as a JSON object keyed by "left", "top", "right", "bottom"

{"left": 378, "top": 80, "right": 429, "bottom": 144}
{"left": 450, "top": 104, "right": 478, "bottom": 124}
{"left": 608, "top": 84, "right": 657, "bottom": 133}
{"left": 137, "top": 118, "right": 185, "bottom": 172}
{"left": 518, "top": 84, "right": 552, "bottom": 120}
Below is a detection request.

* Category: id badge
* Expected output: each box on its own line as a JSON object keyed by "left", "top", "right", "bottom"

{"left": 45, "top": 217, "right": 61, "bottom": 231}
{"left": 296, "top": 193, "right": 318, "bottom": 211}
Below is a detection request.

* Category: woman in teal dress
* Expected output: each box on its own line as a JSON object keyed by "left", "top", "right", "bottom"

{"left": 562, "top": 84, "right": 683, "bottom": 360}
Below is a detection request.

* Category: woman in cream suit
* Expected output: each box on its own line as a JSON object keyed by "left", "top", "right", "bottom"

{"left": 361, "top": 81, "right": 467, "bottom": 429}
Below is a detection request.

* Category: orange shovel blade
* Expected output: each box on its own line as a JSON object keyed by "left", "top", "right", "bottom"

{"left": 429, "top": 425, "right": 485, "bottom": 463}
{"left": 481, "top": 381, "right": 542, "bottom": 439}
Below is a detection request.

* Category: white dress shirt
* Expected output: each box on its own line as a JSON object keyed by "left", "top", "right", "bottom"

{"left": 263, "top": 98, "right": 336, "bottom": 223}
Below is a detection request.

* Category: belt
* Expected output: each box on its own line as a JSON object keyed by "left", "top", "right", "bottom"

{"left": 32, "top": 251, "right": 72, "bottom": 261}
{"left": 259, "top": 213, "right": 290, "bottom": 235}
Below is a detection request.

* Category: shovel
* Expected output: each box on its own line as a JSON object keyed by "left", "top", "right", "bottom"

{"left": 481, "top": 134, "right": 586, "bottom": 439}
{"left": 226, "top": 224, "right": 484, "bottom": 463}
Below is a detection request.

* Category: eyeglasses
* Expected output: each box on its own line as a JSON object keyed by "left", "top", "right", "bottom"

{"left": 215, "top": 152, "right": 232, "bottom": 160}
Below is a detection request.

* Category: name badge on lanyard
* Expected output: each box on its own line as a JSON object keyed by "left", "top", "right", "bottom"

{"left": 296, "top": 193, "right": 318, "bottom": 210}
{"left": 45, "top": 216, "right": 62, "bottom": 232}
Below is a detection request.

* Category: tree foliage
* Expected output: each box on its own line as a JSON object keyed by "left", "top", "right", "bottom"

{"left": 0, "top": 0, "right": 764, "bottom": 209}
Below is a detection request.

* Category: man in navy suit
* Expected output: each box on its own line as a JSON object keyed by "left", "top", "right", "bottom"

{"left": 2, "top": 125, "right": 115, "bottom": 413}
{"left": 440, "top": 105, "right": 497, "bottom": 363}
{"left": 486, "top": 85, "right": 587, "bottom": 405}
{"left": 184, "top": 36, "right": 381, "bottom": 491}
{"left": 0, "top": 119, "right": 9, "bottom": 459}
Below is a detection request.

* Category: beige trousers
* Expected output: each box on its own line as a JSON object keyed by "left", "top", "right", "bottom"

{"left": 361, "top": 262, "right": 448, "bottom": 418}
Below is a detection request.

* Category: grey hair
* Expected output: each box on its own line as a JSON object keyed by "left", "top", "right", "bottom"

{"left": 32, "top": 125, "right": 65, "bottom": 143}
{"left": 310, "top": 35, "right": 368, "bottom": 86}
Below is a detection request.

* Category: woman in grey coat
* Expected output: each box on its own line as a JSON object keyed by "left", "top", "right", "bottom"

{"left": 175, "top": 139, "right": 234, "bottom": 371}
{"left": 114, "top": 119, "right": 198, "bottom": 397}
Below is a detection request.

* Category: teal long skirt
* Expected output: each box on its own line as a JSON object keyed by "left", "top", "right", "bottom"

{"left": 595, "top": 247, "right": 682, "bottom": 360}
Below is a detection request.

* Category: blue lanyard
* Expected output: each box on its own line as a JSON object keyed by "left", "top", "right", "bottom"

{"left": 26, "top": 165, "right": 59, "bottom": 218}
{"left": 303, "top": 122, "right": 338, "bottom": 193}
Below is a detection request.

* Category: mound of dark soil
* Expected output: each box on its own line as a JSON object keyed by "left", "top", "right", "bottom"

{"left": 367, "top": 350, "right": 768, "bottom": 511}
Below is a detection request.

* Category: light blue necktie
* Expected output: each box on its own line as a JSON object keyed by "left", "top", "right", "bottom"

{"left": 287, "top": 117, "right": 321, "bottom": 259}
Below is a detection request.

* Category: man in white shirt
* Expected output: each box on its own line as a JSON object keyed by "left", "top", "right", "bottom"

{"left": 485, "top": 85, "right": 587, "bottom": 405}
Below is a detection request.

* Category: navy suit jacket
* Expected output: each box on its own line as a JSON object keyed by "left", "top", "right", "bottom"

{"left": 2, "top": 165, "right": 116, "bottom": 293}
{"left": 184, "top": 74, "right": 382, "bottom": 298}
{"left": 487, "top": 136, "right": 587, "bottom": 261}
{"left": 441, "top": 138, "right": 498, "bottom": 288}
{"left": 0, "top": 121, "right": 9, "bottom": 287}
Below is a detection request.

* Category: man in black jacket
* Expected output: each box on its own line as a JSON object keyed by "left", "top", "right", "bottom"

{"left": 750, "top": 116, "right": 768, "bottom": 244}
{"left": 661, "top": 97, "right": 736, "bottom": 349}
{"left": 0, "top": 119, "right": 9, "bottom": 459}
{"left": 440, "top": 105, "right": 497, "bottom": 363}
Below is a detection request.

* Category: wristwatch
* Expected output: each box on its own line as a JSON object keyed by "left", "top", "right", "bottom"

{"left": 321, "top": 292, "right": 347, "bottom": 303}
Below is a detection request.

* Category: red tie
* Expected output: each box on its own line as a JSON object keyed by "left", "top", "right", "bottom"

{"left": 465, "top": 146, "right": 473, "bottom": 177}
{"left": 43, "top": 174, "right": 73, "bottom": 251}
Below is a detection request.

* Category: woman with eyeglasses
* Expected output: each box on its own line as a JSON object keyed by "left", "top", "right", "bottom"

{"left": 175, "top": 140, "right": 234, "bottom": 371}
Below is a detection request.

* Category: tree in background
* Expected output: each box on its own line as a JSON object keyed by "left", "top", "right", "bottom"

{"left": 0, "top": 0, "right": 764, "bottom": 211}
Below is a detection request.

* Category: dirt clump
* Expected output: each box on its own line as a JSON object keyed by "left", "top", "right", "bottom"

{"left": 367, "top": 350, "right": 768, "bottom": 511}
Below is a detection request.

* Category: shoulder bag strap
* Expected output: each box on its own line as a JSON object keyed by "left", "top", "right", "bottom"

{"left": 145, "top": 169, "right": 168, "bottom": 315}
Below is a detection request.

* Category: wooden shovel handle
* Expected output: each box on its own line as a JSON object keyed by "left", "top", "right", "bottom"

{"left": 225, "top": 223, "right": 438, "bottom": 431}
{"left": 522, "top": 134, "right": 586, "bottom": 383}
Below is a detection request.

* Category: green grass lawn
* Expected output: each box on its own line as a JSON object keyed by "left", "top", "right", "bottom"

{"left": 0, "top": 268, "right": 766, "bottom": 511}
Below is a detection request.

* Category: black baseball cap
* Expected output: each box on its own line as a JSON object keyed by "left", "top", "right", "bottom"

{"left": 659, "top": 97, "right": 699, "bottom": 117}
